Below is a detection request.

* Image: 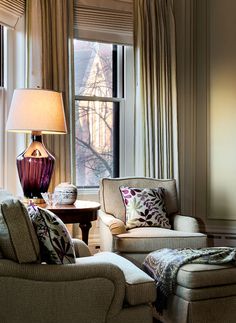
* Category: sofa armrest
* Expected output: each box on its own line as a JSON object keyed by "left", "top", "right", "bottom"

{"left": 99, "top": 210, "right": 126, "bottom": 235}
{"left": 172, "top": 214, "right": 200, "bottom": 233}
{"left": 95, "top": 252, "right": 156, "bottom": 306}
{"left": 72, "top": 238, "right": 91, "bottom": 257}
{"left": 0, "top": 258, "right": 125, "bottom": 320}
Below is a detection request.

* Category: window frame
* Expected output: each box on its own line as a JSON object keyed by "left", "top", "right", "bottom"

{"left": 73, "top": 42, "right": 125, "bottom": 189}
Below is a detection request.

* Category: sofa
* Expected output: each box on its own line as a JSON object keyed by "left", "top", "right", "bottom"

{"left": 99, "top": 177, "right": 207, "bottom": 265}
{"left": 0, "top": 190, "right": 156, "bottom": 323}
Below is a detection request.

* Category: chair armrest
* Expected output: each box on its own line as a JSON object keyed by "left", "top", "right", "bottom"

{"left": 72, "top": 238, "right": 91, "bottom": 257}
{"left": 0, "top": 258, "right": 125, "bottom": 319}
{"left": 99, "top": 210, "right": 126, "bottom": 235}
{"left": 172, "top": 214, "right": 200, "bottom": 233}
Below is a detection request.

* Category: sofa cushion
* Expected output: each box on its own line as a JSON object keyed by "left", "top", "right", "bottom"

{"left": 115, "top": 227, "right": 207, "bottom": 253}
{"left": 94, "top": 251, "right": 156, "bottom": 306}
{"left": 28, "top": 205, "right": 76, "bottom": 264}
{"left": 120, "top": 186, "right": 171, "bottom": 230}
{"left": 0, "top": 199, "right": 40, "bottom": 263}
{"left": 100, "top": 177, "right": 179, "bottom": 222}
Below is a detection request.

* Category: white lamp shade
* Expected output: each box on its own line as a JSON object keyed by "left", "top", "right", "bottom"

{"left": 6, "top": 89, "right": 67, "bottom": 134}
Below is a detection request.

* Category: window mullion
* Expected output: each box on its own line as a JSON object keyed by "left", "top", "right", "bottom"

{"left": 75, "top": 95, "right": 123, "bottom": 103}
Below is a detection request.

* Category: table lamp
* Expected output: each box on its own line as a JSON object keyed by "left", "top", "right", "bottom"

{"left": 6, "top": 88, "right": 67, "bottom": 203}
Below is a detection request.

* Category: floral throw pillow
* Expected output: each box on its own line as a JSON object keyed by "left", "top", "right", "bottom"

{"left": 120, "top": 186, "right": 171, "bottom": 230}
{"left": 28, "top": 205, "right": 76, "bottom": 264}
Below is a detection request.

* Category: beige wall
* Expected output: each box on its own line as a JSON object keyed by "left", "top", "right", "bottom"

{"left": 175, "top": 0, "right": 236, "bottom": 235}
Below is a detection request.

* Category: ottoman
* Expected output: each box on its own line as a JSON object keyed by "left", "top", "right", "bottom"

{"left": 155, "top": 263, "right": 236, "bottom": 323}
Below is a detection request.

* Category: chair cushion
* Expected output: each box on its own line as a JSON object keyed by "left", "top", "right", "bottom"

{"left": 94, "top": 251, "right": 156, "bottom": 306}
{"left": 120, "top": 186, "right": 171, "bottom": 229}
{"left": 0, "top": 199, "right": 40, "bottom": 263}
{"left": 115, "top": 227, "right": 207, "bottom": 253}
{"left": 100, "top": 177, "right": 179, "bottom": 222}
{"left": 175, "top": 263, "right": 236, "bottom": 301}
{"left": 28, "top": 205, "right": 76, "bottom": 264}
{"left": 177, "top": 263, "right": 236, "bottom": 289}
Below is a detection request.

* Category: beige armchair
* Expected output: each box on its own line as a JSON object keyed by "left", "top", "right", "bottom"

{"left": 0, "top": 191, "right": 156, "bottom": 323}
{"left": 99, "top": 177, "right": 207, "bottom": 265}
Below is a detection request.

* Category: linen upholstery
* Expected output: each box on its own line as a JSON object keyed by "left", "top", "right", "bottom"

{"left": 0, "top": 251, "right": 155, "bottom": 323}
{"left": 99, "top": 211, "right": 126, "bottom": 235}
{"left": 0, "top": 199, "right": 40, "bottom": 263}
{"left": 115, "top": 228, "right": 207, "bottom": 253}
{"left": 0, "top": 190, "right": 155, "bottom": 323}
{"left": 100, "top": 177, "right": 179, "bottom": 222}
{"left": 94, "top": 252, "right": 156, "bottom": 306}
{"left": 177, "top": 263, "right": 236, "bottom": 288}
{"left": 72, "top": 238, "right": 91, "bottom": 257}
{"left": 99, "top": 177, "right": 207, "bottom": 265}
{"left": 154, "top": 264, "right": 236, "bottom": 323}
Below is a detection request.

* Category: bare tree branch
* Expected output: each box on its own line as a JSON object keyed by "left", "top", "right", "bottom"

{"left": 76, "top": 136, "right": 112, "bottom": 175}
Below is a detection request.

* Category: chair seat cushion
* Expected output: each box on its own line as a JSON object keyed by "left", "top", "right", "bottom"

{"left": 175, "top": 263, "right": 236, "bottom": 301}
{"left": 94, "top": 252, "right": 156, "bottom": 306}
{"left": 115, "top": 227, "right": 207, "bottom": 253}
{"left": 177, "top": 263, "right": 236, "bottom": 288}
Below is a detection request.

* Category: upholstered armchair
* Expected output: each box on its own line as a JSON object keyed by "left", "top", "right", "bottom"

{"left": 99, "top": 177, "right": 207, "bottom": 265}
{"left": 0, "top": 191, "right": 156, "bottom": 323}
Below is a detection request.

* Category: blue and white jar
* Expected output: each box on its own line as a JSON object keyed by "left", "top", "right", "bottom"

{"left": 54, "top": 182, "right": 77, "bottom": 205}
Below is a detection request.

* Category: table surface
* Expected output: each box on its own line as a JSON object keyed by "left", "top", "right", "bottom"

{"left": 43, "top": 200, "right": 100, "bottom": 244}
{"left": 44, "top": 200, "right": 101, "bottom": 212}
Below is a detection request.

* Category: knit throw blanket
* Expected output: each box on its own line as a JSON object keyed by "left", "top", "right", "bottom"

{"left": 143, "top": 247, "right": 236, "bottom": 314}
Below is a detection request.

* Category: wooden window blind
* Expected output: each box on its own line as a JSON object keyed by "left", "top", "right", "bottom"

{"left": 74, "top": 0, "right": 133, "bottom": 45}
{"left": 0, "top": 0, "right": 25, "bottom": 28}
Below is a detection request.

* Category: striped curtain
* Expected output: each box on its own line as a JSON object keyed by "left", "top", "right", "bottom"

{"left": 26, "top": 0, "right": 74, "bottom": 189}
{"left": 134, "top": 0, "right": 178, "bottom": 181}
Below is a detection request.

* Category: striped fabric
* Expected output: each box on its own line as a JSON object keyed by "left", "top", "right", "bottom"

{"left": 74, "top": 0, "right": 133, "bottom": 45}
{"left": 0, "top": 0, "right": 25, "bottom": 28}
{"left": 134, "top": 0, "right": 178, "bottom": 180}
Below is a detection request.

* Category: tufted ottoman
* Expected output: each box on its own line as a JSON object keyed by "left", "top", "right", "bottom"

{"left": 154, "top": 263, "right": 236, "bottom": 323}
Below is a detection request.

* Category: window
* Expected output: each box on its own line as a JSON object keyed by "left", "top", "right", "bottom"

{"left": 74, "top": 40, "right": 123, "bottom": 188}
{"left": 0, "top": 25, "right": 4, "bottom": 87}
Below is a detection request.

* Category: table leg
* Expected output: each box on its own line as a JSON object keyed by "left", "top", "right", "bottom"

{"left": 79, "top": 222, "right": 92, "bottom": 245}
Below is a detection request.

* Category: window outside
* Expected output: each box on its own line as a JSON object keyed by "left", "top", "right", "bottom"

{"left": 74, "top": 40, "right": 121, "bottom": 188}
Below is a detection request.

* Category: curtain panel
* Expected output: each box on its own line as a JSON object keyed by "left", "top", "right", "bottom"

{"left": 26, "top": 0, "right": 74, "bottom": 189}
{"left": 134, "top": 0, "right": 178, "bottom": 181}
{"left": 0, "top": 0, "right": 25, "bottom": 28}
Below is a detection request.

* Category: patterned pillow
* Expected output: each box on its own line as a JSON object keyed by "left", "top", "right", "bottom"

{"left": 28, "top": 205, "right": 76, "bottom": 264}
{"left": 120, "top": 186, "right": 171, "bottom": 230}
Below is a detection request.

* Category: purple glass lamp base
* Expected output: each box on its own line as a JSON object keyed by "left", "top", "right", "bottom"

{"left": 17, "top": 133, "right": 55, "bottom": 200}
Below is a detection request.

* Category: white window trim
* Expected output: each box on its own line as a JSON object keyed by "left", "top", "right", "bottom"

{"left": 73, "top": 44, "right": 134, "bottom": 198}
{"left": 1, "top": 17, "right": 25, "bottom": 196}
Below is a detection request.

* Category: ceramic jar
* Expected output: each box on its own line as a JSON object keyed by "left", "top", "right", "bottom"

{"left": 54, "top": 182, "right": 77, "bottom": 205}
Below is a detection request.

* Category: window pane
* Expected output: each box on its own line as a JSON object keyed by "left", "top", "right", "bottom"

{"left": 74, "top": 40, "right": 113, "bottom": 97}
{"left": 75, "top": 100, "right": 118, "bottom": 187}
